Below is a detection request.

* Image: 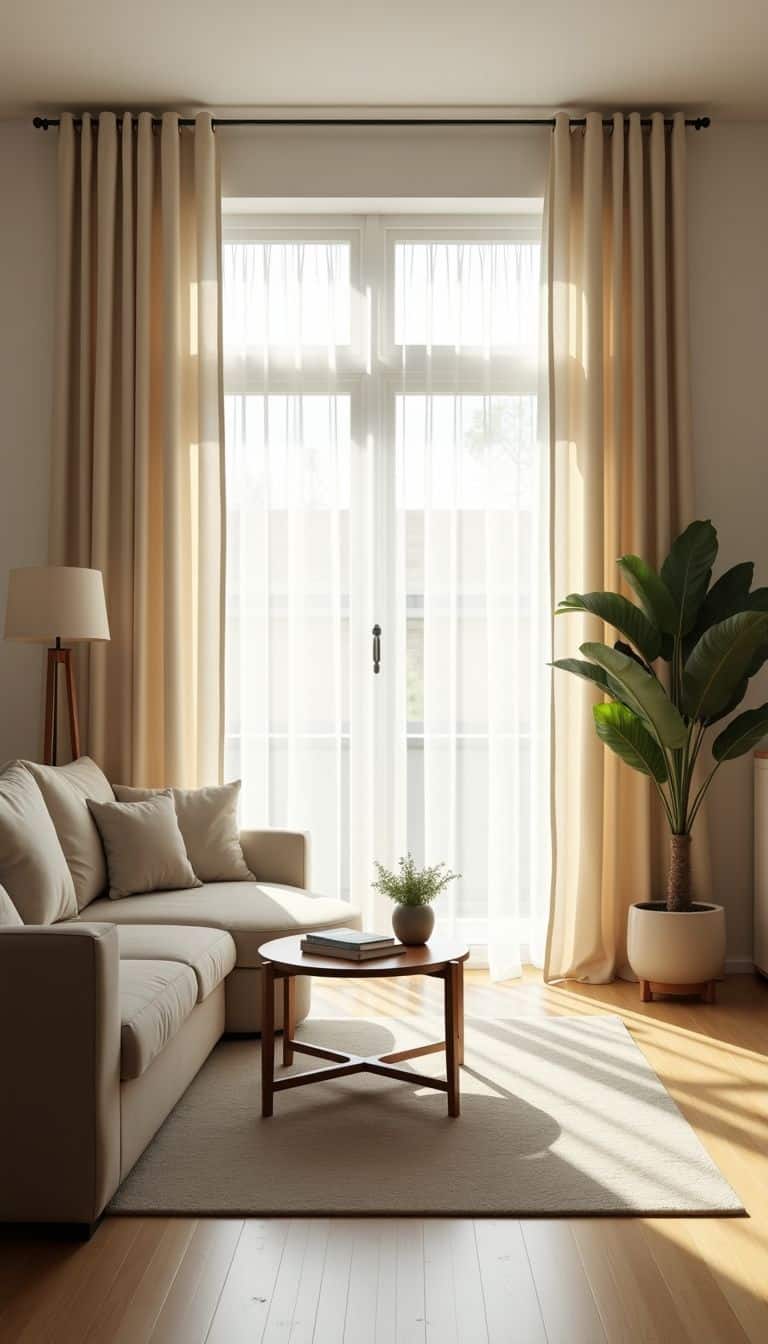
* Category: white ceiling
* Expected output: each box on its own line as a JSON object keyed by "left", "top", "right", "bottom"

{"left": 3, "top": 0, "right": 768, "bottom": 120}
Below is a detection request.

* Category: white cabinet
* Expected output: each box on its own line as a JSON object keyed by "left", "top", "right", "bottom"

{"left": 754, "top": 753, "right": 768, "bottom": 975}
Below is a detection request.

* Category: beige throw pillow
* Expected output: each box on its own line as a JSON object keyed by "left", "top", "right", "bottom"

{"left": 0, "top": 764, "right": 78, "bottom": 923}
{"left": 0, "top": 882, "right": 23, "bottom": 926}
{"left": 87, "top": 791, "right": 202, "bottom": 900}
{"left": 114, "top": 780, "right": 254, "bottom": 883}
{"left": 22, "top": 756, "right": 114, "bottom": 911}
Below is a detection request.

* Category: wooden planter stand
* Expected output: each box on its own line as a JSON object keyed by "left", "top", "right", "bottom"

{"left": 640, "top": 979, "right": 717, "bottom": 1003}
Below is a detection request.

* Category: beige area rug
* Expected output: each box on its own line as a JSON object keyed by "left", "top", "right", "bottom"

{"left": 110, "top": 1014, "right": 743, "bottom": 1217}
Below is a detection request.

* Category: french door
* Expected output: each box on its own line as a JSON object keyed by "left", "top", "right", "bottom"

{"left": 223, "top": 212, "right": 549, "bottom": 976}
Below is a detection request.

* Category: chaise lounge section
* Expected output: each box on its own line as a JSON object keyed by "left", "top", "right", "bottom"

{"left": 0, "top": 759, "right": 361, "bottom": 1232}
{"left": 85, "top": 830, "right": 358, "bottom": 1033}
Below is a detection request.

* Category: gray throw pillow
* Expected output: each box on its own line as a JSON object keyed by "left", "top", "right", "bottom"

{"left": 87, "top": 791, "right": 202, "bottom": 900}
{"left": 114, "top": 780, "right": 254, "bottom": 883}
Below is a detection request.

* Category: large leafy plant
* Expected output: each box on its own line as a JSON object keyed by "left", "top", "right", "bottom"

{"left": 554, "top": 521, "right": 768, "bottom": 910}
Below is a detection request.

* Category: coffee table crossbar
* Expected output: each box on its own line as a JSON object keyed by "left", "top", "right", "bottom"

{"left": 272, "top": 1036, "right": 450, "bottom": 1096}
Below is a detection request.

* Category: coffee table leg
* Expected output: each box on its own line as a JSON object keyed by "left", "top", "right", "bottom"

{"left": 456, "top": 958, "right": 464, "bottom": 1066}
{"left": 261, "top": 960, "right": 275, "bottom": 1117}
{"left": 444, "top": 960, "right": 461, "bottom": 1118}
{"left": 282, "top": 974, "right": 296, "bottom": 1066}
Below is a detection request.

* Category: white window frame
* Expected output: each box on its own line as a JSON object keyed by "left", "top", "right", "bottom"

{"left": 223, "top": 210, "right": 541, "bottom": 383}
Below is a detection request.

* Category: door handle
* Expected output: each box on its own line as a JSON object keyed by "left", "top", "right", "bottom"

{"left": 372, "top": 624, "right": 381, "bottom": 674}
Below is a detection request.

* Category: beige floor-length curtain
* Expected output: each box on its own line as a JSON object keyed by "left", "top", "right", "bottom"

{"left": 544, "top": 111, "right": 708, "bottom": 983}
{"left": 49, "top": 111, "right": 224, "bottom": 787}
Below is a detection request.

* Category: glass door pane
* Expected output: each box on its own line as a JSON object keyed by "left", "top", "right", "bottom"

{"left": 396, "top": 393, "right": 542, "bottom": 942}
{"left": 388, "top": 227, "right": 548, "bottom": 974}
{"left": 224, "top": 392, "right": 358, "bottom": 900}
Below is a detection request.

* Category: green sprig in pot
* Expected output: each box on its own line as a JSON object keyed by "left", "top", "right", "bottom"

{"left": 372, "top": 855, "right": 460, "bottom": 945}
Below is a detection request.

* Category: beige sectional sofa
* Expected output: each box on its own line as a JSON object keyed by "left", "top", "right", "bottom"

{"left": 0, "top": 758, "right": 360, "bottom": 1234}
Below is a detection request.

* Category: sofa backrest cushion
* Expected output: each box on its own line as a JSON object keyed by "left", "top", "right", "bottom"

{"left": 22, "top": 756, "right": 114, "bottom": 911}
{"left": 0, "top": 764, "right": 78, "bottom": 923}
{"left": 0, "top": 882, "right": 23, "bottom": 925}
{"left": 114, "top": 780, "right": 255, "bottom": 883}
{"left": 87, "top": 791, "right": 202, "bottom": 900}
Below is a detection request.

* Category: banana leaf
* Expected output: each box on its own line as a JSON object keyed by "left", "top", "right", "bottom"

{"left": 681, "top": 611, "right": 768, "bottom": 721}
{"left": 556, "top": 591, "right": 661, "bottom": 663}
{"left": 617, "top": 554, "right": 678, "bottom": 635}
{"left": 747, "top": 644, "right": 768, "bottom": 679}
{"left": 593, "top": 702, "right": 668, "bottom": 781}
{"left": 550, "top": 659, "right": 611, "bottom": 693}
{"left": 704, "top": 678, "right": 749, "bottom": 726}
{"left": 700, "top": 562, "right": 753, "bottom": 623}
{"left": 580, "top": 642, "right": 688, "bottom": 747}
{"left": 660, "top": 520, "right": 718, "bottom": 638}
{"left": 614, "top": 640, "right": 652, "bottom": 675}
{"left": 713, "top": 703, "right": 768, "bottom": 762}
{"left": 744, "top": 592, "right": 768, "bottom": 679}
{"left": 745, "top": 587, "right": 768, "bottom": 612}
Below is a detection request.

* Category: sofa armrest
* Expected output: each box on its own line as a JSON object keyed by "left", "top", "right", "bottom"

{"left": 240, "top": 829, "right": 311, "bottom": 890}
{"left": 0, "top": 923, "right": 121, "bottom": 1226}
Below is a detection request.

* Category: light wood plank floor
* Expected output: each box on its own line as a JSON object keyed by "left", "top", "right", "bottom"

{"left": 1, "top": 970, "right": 767, "bottom": 1343}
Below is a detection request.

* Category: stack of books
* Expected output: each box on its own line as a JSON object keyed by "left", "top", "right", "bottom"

{"left": 300, "top": 928, "right": 406, "bottom": 961}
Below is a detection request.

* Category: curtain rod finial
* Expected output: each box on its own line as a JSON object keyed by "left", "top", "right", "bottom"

{"left": 32, "top": 116, "right": 50, "bottom": 130}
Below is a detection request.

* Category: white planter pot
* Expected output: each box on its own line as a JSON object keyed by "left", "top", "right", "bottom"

{"left": 627, "top": 901, "right": 726, "bottom": 986}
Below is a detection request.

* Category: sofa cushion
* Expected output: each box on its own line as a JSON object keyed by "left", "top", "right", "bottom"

{"left": 0, "top": 883, "right": 22, "bottom": 926}
{"left": 119, "top": 959, "right": 198, "bottom": 1080}
{"left": 0, "top": 763, "right": 77, "bottom": 923}
{"left": 114, "top": 781, "right": 254, "bottom": 883}
{"left": 116, "top": 924, "right": 236, "bottom": 1001}
{"left": 22, "top": 756, "right": 114, "bottom": 911}
{"left": 85, "top": 881, "right": 360, "bottom": 967}
{"left": 88, "top": 792, "right": 202, "bottom": 899}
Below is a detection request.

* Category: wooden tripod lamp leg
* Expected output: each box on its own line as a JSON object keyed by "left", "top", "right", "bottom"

{"left": 63, "top": 649, "right": 81, "bottom": 760}
{"left": 43, "top": 644, "right": 81, "bottom": 766}
{"left": 43, "top": 648, "right": 58, "bottom": 766}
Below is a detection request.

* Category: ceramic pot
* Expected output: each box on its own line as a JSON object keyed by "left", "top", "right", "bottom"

{"left": 627, "top": 901, "right": 726, "bottom": 985}
{"left": 392, "top": 903, "right": 435, "bottom": 945}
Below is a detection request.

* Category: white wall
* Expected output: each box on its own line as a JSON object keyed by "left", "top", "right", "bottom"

{"left": 0, "top": 116, "right": 766, "bottom": 959}
{"left": 687, "top": 123, "right": 768, "bottom": 962}
{"left": 0, "top": 122, "right": 56, "bottom": 762}
{"left": 220, "top": 123, "right": 549, "bottom": 200}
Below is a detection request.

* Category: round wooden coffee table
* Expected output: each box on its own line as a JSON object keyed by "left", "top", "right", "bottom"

{"left": 258, "top": 935, "right": 470, "bottom": 1119}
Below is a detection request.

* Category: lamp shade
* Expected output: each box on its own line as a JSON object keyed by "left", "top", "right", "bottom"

{"left": 4, "top": 566, "right": 110, "bottom": 644}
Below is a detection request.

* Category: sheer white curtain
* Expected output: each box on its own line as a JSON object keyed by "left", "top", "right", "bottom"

{"left": 392, "top": 238, "right": 549, "bottom": 978}
{"left": 223, "top": 238, "right": 370, "bottom": 904}
{"left": 223, "top": 219, "right": 549, "bottom": 978}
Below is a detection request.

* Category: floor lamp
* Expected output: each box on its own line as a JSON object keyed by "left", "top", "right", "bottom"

{"left": 4, "top": 566, "right": 110, "bottom": 765}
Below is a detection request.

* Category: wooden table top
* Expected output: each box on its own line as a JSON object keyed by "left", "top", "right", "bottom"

{"left": 258, "top": 934, "right": 470, "bottom": 978}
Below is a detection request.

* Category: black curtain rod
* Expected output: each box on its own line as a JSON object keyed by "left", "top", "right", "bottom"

{"left": 33, "top": 114, "right": 712, "bottom": 131}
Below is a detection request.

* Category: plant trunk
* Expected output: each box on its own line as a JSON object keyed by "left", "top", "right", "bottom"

{"left": 666, "top": 833, "right": 693, "bottom": 911}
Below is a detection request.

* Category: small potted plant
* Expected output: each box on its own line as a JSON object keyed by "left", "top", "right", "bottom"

{"left": 553, "top": 519, "right": 768, "bottom": 998}
{"left": 372, "top": 854, "right": 459, "bottom": 945}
